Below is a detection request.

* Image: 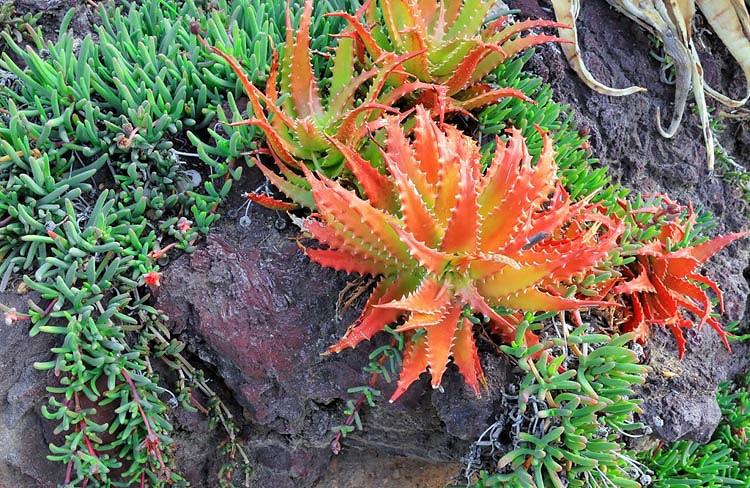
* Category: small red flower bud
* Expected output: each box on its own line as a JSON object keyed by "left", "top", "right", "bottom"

{"left": 177, "top": 217, "right": 193, "bottom": 232}
{"left": 144, "top": 271, "right": 162, "bottom": 288}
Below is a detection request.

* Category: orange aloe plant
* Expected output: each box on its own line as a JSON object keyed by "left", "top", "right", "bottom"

{"left": 194, "top": 0, "right": 536, "bottom": 208}
{"left": 613, "top": 204, "right": 748, "bottom": 358}
{"left": 194, "top": 0, "right": 434, "bottom": 202}
{"left": 333, "top": 0, "right": 568, "bottom": 110}
{"left": 300, "top": 106, "right": 623, "bottom": 400}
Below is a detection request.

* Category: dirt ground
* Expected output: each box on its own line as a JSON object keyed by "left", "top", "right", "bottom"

{"left": 317, "top": 451, "right": 460, "bottom": 488}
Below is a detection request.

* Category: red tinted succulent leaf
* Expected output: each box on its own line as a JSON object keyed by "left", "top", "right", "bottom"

{"left": 395, "top": 310, "right": 450, "bottom": 332}
{"left": 424, "top": 303, "right": 462, "bottom": 388}
{"left": 305, "top": 248, "right": 387, "bottom": 276}
{"left": 455, "top": 87, "right": 533, "bottom": 111}
{"left": 325, "top": 11, "right": 385, "bottom": 59}
{"left": 328, "top": 277, "right": 417, "bottom": 354}
{"left": 453, "top": 317, "right": 485, "bottom": 395}
{"left": 613, "top": 269, "right": 656, "bottom": 295}
{"left": 378, "top": 279, "right": 451, "bottom": 314}
{"left": 440, "top": 150, "right": 480, "bottom": 254}
{"left": 244, "top": 192, "right": 299, "bottom": 211}
{"left": 412, "top": 105, "right": 441, "bottom": 184}
{"left": 288, "top": 0, "right": 324, "bottom": 118}
{"left": 384, "top": 152, "right": 442, "bottom": 246}
{"left": 325, "top": 135, "right": 397, "bottom": 212}
{"left": 674, "top": 231, "right": 749, "bottom": 264}
{"left": 253, "top": 159, "right": 315, "bottom": 209}
{"left": 303, "top": 166, "right": 413, "bottom": 266}
{"left": 391, "top": 333, "right": 429, "bottom": 401}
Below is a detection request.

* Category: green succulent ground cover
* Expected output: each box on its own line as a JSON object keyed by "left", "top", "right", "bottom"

{"left": 0, "top": 0, "right": 747, "bottom": 486}
{"left": 469, "top": 318, "right": 649, "bottom": 488}
{"left": 0, "top": 0, "right": 353, "bottom": 485}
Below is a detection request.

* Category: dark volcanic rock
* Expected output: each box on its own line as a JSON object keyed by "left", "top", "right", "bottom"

{"left": 639, "top": 326, "right": 748, "bottom": 443}
{"left": 9, "top": 0, "right": 93, "bottom": 39}
{"left": 155, "top": 186, "right": 496, "bottom": 486}
{"left": 0, "top": 291, "right": 63, "bottom": 487}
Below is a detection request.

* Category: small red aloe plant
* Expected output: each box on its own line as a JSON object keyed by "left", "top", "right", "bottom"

{"left": 614, "top": 204, "right": 748, "bottom": 358}
{"left": 300, "top": 106, "right": 623, "bottom": 400}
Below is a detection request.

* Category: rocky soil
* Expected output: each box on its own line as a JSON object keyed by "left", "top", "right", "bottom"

{"left": 0, "top": 0, "right": 748, "bottom": 487}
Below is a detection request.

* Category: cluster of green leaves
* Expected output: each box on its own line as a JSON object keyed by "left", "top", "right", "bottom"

{"left": 716, "top": 146, "right": 750, "bottom": 206}
{"left": 479, "top": 51, "right": 626, "bottom": 208}
{"left": 709, "top": 111, "right": 750, "bottom": 208}
{"left": 638, "top": 371, "right": 750, "bottom": 487}
{"left": 0, "top": 1, "right": 39, "bottom": 46}
{"left": 0, "top": 0, "right": 351, "bottom": 485}
{"left": 331, "top": 327, "right": 404, "bottom": 447}
{"left": 470, "top": 319, "right": 650, "bottom": 488}
{"left": 648, "top": 34, "right": 677, "bottom": 86}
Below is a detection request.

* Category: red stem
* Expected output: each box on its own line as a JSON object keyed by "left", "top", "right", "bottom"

{"left": 83, "top": 432, "right": 98, "bottom": 458}
{"left": 149, "top": 241, "right": 178, "bottom": 260}
{"left": 43, "top": 299, "right": 56, "bottom": 316}
{"left": 122, "top": 369, "right": 167, "bottom": 471}
{"left": 58, "top": 392, "right": 98, "bottom": 488}
{"left": 190, "top": 392, "right": 209, "bottom": 415}
{"left": 64, "top": 460, "right": 73, "bottom": 485}
{"left": 122, "top": 370, "right": 150, "bottom": 432}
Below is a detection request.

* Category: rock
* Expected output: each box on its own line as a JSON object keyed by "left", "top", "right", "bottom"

{"left": 155, "top": 180, "right": 505, "bottom": 485}
{"left": 316, "top": 449, "right": 459, "bottom": 488}
{"left": 430, "top": 353, "right": 514, "bottom": 442}
{"left": 11, "top": 0, "right": 93, "bottom": 38}
{"left": 0, "top": 291, "right": 63, "bottom": 487}
{"left": 639, "top": 326, "right": 747, "bottom": 442}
